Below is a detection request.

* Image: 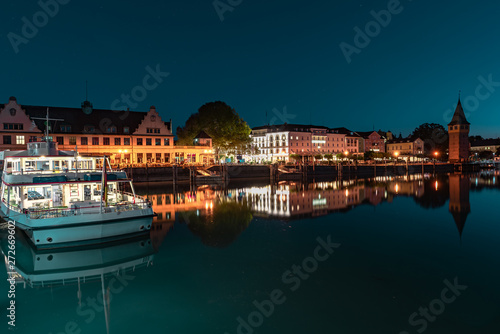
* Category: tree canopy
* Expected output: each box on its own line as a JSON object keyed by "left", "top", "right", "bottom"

{"left": 411, "top": 123, "right": 448, "bottom": 155}
{"left": 176, "top": 101, "right": 251, "bottom": 158}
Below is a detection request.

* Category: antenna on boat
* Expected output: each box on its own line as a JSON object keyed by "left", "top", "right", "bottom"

{"left": 31, "top": 108, "right": 64, "bottom": 142}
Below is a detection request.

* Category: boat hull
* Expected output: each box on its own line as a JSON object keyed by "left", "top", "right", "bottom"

{"left": 1, "top": 202, "right": 154, "bottom": 248}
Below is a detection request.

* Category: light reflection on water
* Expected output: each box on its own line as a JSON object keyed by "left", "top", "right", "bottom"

{"left": 1, "top": 171, "right": 499, "bottom": 334}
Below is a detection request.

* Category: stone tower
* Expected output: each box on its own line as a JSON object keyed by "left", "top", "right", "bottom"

{"left": 448, "top": 97, "right": 470, "bottom": 163}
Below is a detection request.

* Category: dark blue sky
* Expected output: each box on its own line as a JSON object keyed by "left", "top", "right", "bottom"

{"left": 2, "top": 0, "right": 500, "bottom": 137}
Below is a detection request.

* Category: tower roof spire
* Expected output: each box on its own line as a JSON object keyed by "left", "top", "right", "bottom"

{"left": 448, "top": 92, "right": 470, "bottom": 126}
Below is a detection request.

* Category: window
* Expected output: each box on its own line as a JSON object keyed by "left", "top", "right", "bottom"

{"left": 29, "top": 136, "right": 37, "bottom": 143}
{"left": 3, "top": 136, "right": 11, "bottom": 144}
{"left": 146, "top": 153, "right": 152, "bottom": 162}
{"left": 123, "top": 127, "right": 129, "bottom": 134}
{"left": 81, "top": 137, "right": 88, "bottom": 145}
{"left": 92, "top": 137, "right": 99, "bottom": 145}
{"left": 69, "top": 136, "right": 77, "bottom": 145}
{"left": 3, "top": 123, "right": 24, "bottom": 130}
{"left": 137, "top": 153, "right": 143, "bottom": 163}
{"left": 137, "top": 138, "right": 143, "bottom": 145}
{"left": 147, "top": 128, "right": 160, "bottom": 134}
{"left": 103, "top": 137, "right": 110, "bottom": 145}
{"left": 124, "top": 138, "right": 130, "bottom": 145}
{"left": 56, "top": 136, "right": 64, "bottom": 145}
{"left": 115, "top": 138, "right": 121, "bottom": 145}
{"left": 146, "top": 138, "right": 152, "bottom": 146}
{"left": 155, "top": 138, "right": 161, "bottom": 146}
{"left": 107, "top": 126, "right": 117, "bottom": 133}
{"left": 84, "top": 126, "right": 95, "bottom": 133}
{"left": 164, "top": 138, "right": 170, "bottom": 146}
{"left": 60, "top": 125, "right": 71, "bottom": 132}
{"left": 156, "top": 153, "right": 161, "bottom": 162}
{"left": 164, "top": 153, "right": 170, "bottom": 163}
{"left": 16, "top": 136, "right": 25, "bottom": 145}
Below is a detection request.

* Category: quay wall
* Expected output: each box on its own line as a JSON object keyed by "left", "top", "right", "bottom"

{"left": 125, "top": 163, "right": 479, "bottom": 183}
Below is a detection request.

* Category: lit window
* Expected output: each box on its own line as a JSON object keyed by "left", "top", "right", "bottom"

{"left": 16, "top": 135, "right": 25, "bottom": 144}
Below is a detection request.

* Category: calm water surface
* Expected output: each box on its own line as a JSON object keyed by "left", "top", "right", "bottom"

{"left": 1, "top": 172, "right": 500, "bottom": 334}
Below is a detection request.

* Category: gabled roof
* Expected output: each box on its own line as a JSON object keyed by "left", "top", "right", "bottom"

{"left": 195, "top": 130, "right": 211, "bottom": 139}
{"left": 448, "top": 99, "right": 470, "bottom": 126}
{"left": 356, "top": 131, "right": 380, "bottom": 139}
{"left": 330, "top": 127, "right": 361, "bottom": 137}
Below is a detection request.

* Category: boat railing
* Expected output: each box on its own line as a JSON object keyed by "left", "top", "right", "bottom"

{"left": 1, "top": 199, "right": 23, "bottom": 214}
{"left": 25, "top": 200, "right": 151, "bottom": 219}
{"left": 5, "top": 168, "right": 124, "bottom": 176}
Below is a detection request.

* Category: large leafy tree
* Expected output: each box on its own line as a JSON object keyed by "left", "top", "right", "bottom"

{"left": 176, "top": 101, "right": 251, "bottom": 160}
{"left": 410, "top": 123, "right": 448, "bottom": 156}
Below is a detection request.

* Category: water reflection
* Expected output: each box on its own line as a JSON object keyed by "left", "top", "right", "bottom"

{"left": 186, "top": 200, "right": 253, "bottom": 248}
{"left": 138, "top": 171, "right": 499, "bottom": 243}
{"left": 0, "top": 227, "right": 170, "bottom": 334}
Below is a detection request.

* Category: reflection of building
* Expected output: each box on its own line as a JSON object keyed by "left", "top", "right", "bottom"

{"left": 240, "top": 183, "right": 364, "bottom": 218}
{"left": 448, "top": 97, "right": 470, "bottom": 163}
{"left": 148, "top": 187, "right": 216, "bottom": 223}
{"left": 448, "top": 174, "right": 471, "bottom": 237}
{"left": 0, "top": 97, "right": 213, "bottom": 165}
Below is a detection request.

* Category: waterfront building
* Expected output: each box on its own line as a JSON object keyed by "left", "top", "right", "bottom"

{"left": 448, "top": 98, "right": 470, "bottom": 163}
{"left": 470, "top": 138, "right": 500, "bottom": 155}
{"left": 0, "top": 97, "right": 214, "bottom": 165}
{"left": 386, "top": 137, "right": 424, "bottom": 157}
{"left": 249, "top": 124, "right": 362, "bottom": 163}
{"left": 356, "top": 130, "right": 391, "bottom": 153}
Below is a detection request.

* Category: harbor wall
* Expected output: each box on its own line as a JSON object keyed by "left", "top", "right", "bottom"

{"left": 125, "top": 163, "right": 479, "bottom": 183}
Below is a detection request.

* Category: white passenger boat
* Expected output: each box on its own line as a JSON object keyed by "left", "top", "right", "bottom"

{"left": 0, "top": 138, "right": 154, "bottom": 248}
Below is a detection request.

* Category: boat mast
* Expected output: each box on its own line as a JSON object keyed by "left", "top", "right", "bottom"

{"left": 100, "top": 155, "right": 107, "bottom": 214}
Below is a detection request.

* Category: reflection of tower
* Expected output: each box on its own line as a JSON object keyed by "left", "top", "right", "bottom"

{"left": 448, "top": 174, "right": 471, "bottom": 238}
{"left": 448, "top": 96, "right": 470, "bottom": 163}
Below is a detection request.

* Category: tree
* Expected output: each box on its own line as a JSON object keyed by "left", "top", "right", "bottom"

{"left": 324, "top": 154, "right": 333, "bottom": 164}
{"left": 289, "top": 154, "right": 302, "bottom": 162}
{"left": 478, "top": 150, "right": 493, "bottom": 160}
{"left": 176, "top": 101, "right": 251, "bottom": 161}
{"left": 411, "top": 123, "right": 448, "bottom": 156}
{"left": 314, "top": 154, "right": 323, "bottom": 161}
{"left": 186, "top": 201, "right": 252, "bottom": 248}
{"left": 496, "top": 146, "right": 500, "bottom": 157}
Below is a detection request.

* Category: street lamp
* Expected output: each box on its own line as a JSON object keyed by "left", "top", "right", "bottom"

{"left": 434, "top": 151, "right": 439, "bottom": 163}
{"left": 344, "top": 150, "right": 349, "bottom": 163}
{"left": 394, "top": 151, "right": 399, "bottom": 164}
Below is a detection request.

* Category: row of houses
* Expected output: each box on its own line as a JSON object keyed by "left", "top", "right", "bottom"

{"left": 0, "top": 97, "right": 214, "bottom": 165}
{"left": 247, "top": 124, "right": 424, "bottom": 163}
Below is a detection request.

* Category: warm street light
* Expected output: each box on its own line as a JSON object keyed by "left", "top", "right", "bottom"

{"left": 394, "top": 151, "right": 399, "bottom": 164}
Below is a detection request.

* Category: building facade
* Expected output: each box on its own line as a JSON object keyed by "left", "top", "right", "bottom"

{"left": 249, "top": 124, "right": 361, "bottom": 163}
{"left": 448, "top": 98, "right": 470, "bottom": 163}
{"left": 470, "top": 139, "right": 500, "bottom": 154}
{"left": 0, "top": 97, "right": 213, "bottom": 165}
{"left": 386, "top": 137, "right": 424, "bottom": 156}
{"left": 357, "top": 131, "right": 389, "bottom": 153}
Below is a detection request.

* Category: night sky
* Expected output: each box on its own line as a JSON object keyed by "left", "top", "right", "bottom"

{"left": 2, "top": 0, "right": 500, "bottom": 137}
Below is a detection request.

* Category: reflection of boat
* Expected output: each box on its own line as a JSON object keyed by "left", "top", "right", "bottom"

{"left": 2, "top": 230, "right": 155, "bottom": 287}
{"left": 1, "top": 230, "right": 156, "bottom": 334}
{"left": 0, "top": 133, "right": 154, "bottom": 248}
